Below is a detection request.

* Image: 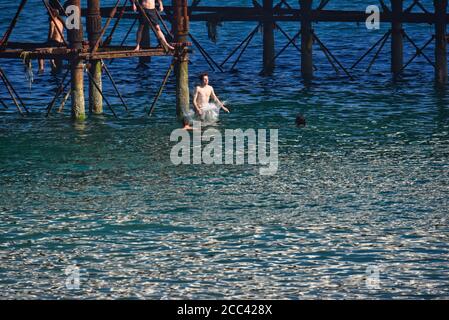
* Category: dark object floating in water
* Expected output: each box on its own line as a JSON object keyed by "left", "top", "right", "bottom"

{"left": 296, "top": 114, "right": 306, "bottom": 127}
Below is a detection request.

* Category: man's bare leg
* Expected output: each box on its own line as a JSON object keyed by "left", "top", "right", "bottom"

{"left": 134, "top": 24, "right": 144, "bottom": 51}
{"left": 155, "top": 25, "right": 174, "bottom": 51}
{"left": 136, "top": 24, "right": 174, "bottom": 52}
{"left": 38, "top": 59, "right": 44, "bottom": 73}
{"left": 51, "top": 59, "right": 58, "bottom": 73}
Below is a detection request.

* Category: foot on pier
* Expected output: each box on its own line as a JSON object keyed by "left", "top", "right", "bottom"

{"left": 162, "top": 43, "right": 175, "bottom": 53}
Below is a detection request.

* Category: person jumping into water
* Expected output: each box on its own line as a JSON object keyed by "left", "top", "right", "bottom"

{"left": 193, "top": 73, "right": 229, "bottom": 122}
{"left": 133, "top": 0, "right": 175, "bottom": 52}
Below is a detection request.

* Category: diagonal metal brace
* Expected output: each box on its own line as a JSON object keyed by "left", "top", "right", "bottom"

{"left": 399, "top": 35, "right": 435, "bottom": 74}
{"left": 402, "top": 30, "right": 434, "bottom": 67}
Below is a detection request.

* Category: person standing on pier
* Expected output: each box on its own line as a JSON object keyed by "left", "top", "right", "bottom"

{"left": 38, "top": 2, "right": 65, "bottom": 73}
{"left": 133, "top": 0, "right": 175, "bottom": 52}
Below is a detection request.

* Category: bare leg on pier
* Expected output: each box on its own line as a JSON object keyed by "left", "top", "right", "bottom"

{"left": 135, "top": 24, "right": 174, "bottom": 51}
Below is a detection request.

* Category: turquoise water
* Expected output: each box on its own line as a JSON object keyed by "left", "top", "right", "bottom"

{"left": 1, "top": 1, "right": 449, "bottom": 299}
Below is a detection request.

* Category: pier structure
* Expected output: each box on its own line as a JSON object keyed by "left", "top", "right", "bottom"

{"left": 0, "top": 0, "right": 190, "bottom": 120}
{"left": 0, "top": 0, "right": 448, "bottom": 119}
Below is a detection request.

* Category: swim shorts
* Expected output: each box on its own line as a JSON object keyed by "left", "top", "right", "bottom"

{"left": 139, "top": 8, "right": 159, "bottom": 27}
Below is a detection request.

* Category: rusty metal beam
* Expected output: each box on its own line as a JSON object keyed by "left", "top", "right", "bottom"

{"left": 81, "top": 47, "right": 172, "bottom": 60}
{"left": 0, "top": 46, "right": 192, "bottom": 60}
{"left": 0, "top": 48, "right": 73, "bottom": 59}
{"left": 88, "top": 6, "right": 449, "bottom": 24}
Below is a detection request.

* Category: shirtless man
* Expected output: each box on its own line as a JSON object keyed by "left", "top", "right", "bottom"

{"left": 39, "top": 5, "right": 64, "bottom": 73}
{"left": 133, "top": 0, "right": 174, "bottom": 51}
{"left": 193, "top": 73, "right": 229, "bottom": 117}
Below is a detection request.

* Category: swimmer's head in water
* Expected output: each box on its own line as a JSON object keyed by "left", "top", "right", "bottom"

{"left": 296, "top": 114, "right": 306, "bottom": 127}
{"left": 199, "top": 72, "right": 209, "bottom": 86}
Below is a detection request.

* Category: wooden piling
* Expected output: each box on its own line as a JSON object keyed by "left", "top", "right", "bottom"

{"left": 434, "top": 0, "right": 448, "bottom": 85}
{"left": 262, "top": 0, "right": 275, "bottom": 75}
{"left": 67, "top": 0, "right": 86, "bottom": 120}
{"left": 300, "top": 0, "right": 313, "bottom": 82}
{"left": 391, "top": 0, "right": 403, "bottom": 78}
{"left": 173, "top": 0, "right": 190, "bottom": 121}
{"left": 87, "top": 0, "right": 103, "bottom": 114}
